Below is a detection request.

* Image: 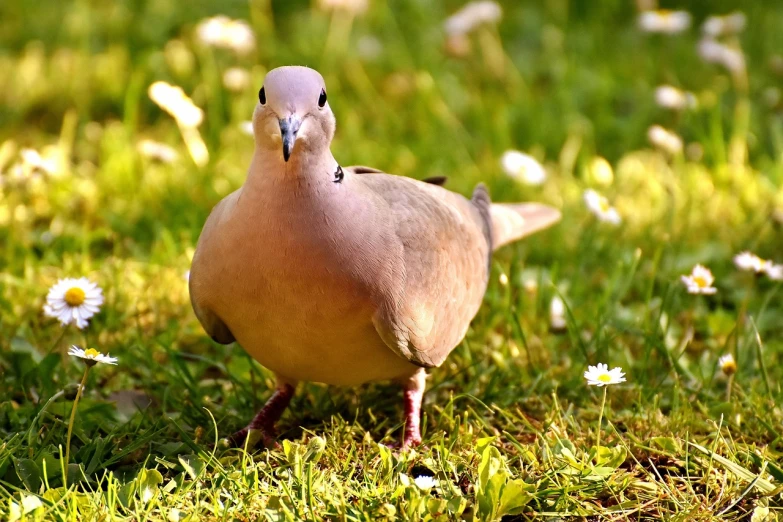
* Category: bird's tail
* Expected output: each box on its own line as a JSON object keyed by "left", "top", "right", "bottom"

{"left": 490, "top": 202, "right": 561, "bottom": 250}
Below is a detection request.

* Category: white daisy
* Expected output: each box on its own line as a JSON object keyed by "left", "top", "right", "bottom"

{"left": 680, "top": 264, "right": 717, "bottom": 295}
{"left": 550, "top": 296, "right": 567, "bottom": 331}
{"left": 647, "top": 125, "right": 684, "bottom": 155}
{"left": 583, "top": 189, "right": 621, "bottom": 225}
{"left": 222, "top": 67, "right": 251, "bottom": 92}
{"left": 148, "top": 81, "right": 204, "bottom": 128}
{"left": 766, "top": 264, "right": 783, "bottom": 281}
{"left": 413, "top": 475, "right": 438, "bottom": 491}
{"left": 697, "top": 38, "right": 745, "bottom": 74}
{"left": 43, "top": 277, "right": 104, "bottom": 329}
{"left": 137, "top": 140, "right": 178, "bottom": 163}
{"left": 68, "top": 345, "right": 118, "bottom": 366}
{"left": 638, "top": 10, "right": 691, "bottom": 34}
{"left": 500, "top": 150, "right": 547, "bottom": 185}
{"left": 718, "top": 354, "right": 736, "bottom": 376}
{"left": 240, "top": 121, "right": 254, "bottom": 136}
{"left": 584, "top": 363, "right": 626, "bottom": 387}
{"left": 734, "top": 251, "right": 764, "bottom": 272}
{"left": 654, "top": 85, "right": 697, "bottom": 110}
{"left": 444, "top": 1, "right": 502, "bottom": 36}
{"left": 702, "top": 12, "right": 746, "bottom": 37}
{"left": 195, "top": 16, "right": 255, "bottom": 54}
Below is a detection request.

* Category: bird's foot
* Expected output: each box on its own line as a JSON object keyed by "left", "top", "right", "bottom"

{"left": 219, "top": 381, "right": 296, "bottom": 451}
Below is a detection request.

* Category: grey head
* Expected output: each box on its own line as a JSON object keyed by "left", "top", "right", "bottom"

{"left": 252, "top": 66, "right": 336, "bottom": 163}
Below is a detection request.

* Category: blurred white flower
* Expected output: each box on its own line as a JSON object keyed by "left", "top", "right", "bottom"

{"left": 413, "top": 475, "right": 438, "bottom": 491}
{"left": 148, "top": 81, "right": 204, "bottom": 128}
{"left": 718, "top": 354, "right": 737, "bottom": 376}
{"left": 654, "top": 85, "right": 696, "bottom": 110}
{"left": 498, "top": 273, "right": 508, "bottom": 286}
{"left": 680, "top": 265, "right": 717, "bottom": 295}
{"left": 137, "top": 140, "right": 178, "bottom": 163}
{"left": 766, "top": 264, "right": 783, "bottom": 281}
{"left": 550, "top": 296, "right": 567, "bottom": 331}
{"left": 20, "top": 148, "right": 58, "bottom": 175}
{"left": 240, "top": 121, "right": 254, "bottom": 136}
{"left": 584, "top": 363, "right": 626, "bottom": 387}
{"left": 702, "top": 12, "right": 746, "bottom": 37}
{"left": 68, "top": 345, "right": 118, "bottom": 366}
{"left": 222, "top": 67, "right": 251, "bottom": 92}
{"left": 638, "top": 10, "right": 691, "bottom": 34}
{"left": 500, "top": 150, "right": 546, "bottom": 185}
{"left": 444, "top": 1, "right": 502, "bottom": 36}
{"left": 734, "top": 251, "right": 764, "bottom": 272}
{"left": 196, "top": 16, "right": 255, "bottom": 54}
{"left": 647, "top": 125, "right": 683, "bottom": 155}
{"left": 43, "top": 277, "right": 104, "bottom": 329}
{"left": 698, "top": 38, "right": 745, "bottom": 74}
{"left": 318, "top": 0, "right": 368, "bottom": 14}
{"left": 733, "top": 251, "right": 783, "bottom": 280}
{"left": 583, "top": 189, "right": 621, "bottom": 225}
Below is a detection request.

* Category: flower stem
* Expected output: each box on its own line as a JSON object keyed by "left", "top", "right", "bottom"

{"left": 596, "top": 386, "right": 607, "bottom": 448}
{"left": 65, "top": 366, "right": 90, "bottom": 487}
{"left": 725, "top": 374, "right": 734, "bottom": 402}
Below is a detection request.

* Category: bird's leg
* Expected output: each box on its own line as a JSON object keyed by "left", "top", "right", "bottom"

{"left": 228, "top": 378, "right": 296, "bottom": 449}
{"left": 399, "top": 369, "right": 427, "bottom": 448}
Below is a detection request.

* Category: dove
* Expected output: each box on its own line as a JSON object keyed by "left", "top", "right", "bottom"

{"left": 189, "top": 66, "right": 560, "bottom": 448}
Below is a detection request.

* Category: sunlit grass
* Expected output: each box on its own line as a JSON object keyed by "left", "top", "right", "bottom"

{"left": 2, "top": 0, "right": 783, "bottom": 520}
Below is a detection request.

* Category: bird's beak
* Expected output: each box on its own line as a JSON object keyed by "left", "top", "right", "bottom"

{"left": 279, "top": 115, "right": 301, "bottom": 162}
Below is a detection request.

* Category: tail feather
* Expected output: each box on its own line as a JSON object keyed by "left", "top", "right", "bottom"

{"left": 490, "top": 203, "right": 561, "bottom": 250}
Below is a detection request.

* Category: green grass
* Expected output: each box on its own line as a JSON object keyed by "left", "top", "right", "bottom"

{"left": 2, "top": 0, "right": 783, "bottom": 519}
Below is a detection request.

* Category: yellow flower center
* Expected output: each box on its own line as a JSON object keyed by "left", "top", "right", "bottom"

{"left": 64, "top": 287, "right": 86, "bottom": 306}
{"left": 598, "top": 200, "right": 611, "bottom": 213}
{"left": 84, "top": 348, "right": 101, "bottom": 358}
{"left": 693, "top": 276, "right": 708, "bottom": 288}
{"left": 597, "top": 374, "right": 612, "bottom": 383}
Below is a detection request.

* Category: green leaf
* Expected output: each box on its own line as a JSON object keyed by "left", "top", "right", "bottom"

{"left": 14, "top": 458, "right": 42, "bottom": 491}
{"left": 178, "top": 454, "right": 205, "bottom": 481}
{"left": 498, "top": 479, "right": 535, "bottom": 516}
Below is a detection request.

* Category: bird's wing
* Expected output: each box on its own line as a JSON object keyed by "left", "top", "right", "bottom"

{"left": 355, "top": 172, "right": 492, "bottom": 368}
{"left": 345, "top": 165, "right": 447, "bottom": 186}
{"left": 189, "top": 190, "right": 240, "bottom": 345}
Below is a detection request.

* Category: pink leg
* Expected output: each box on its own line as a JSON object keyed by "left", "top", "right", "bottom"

{"left": 400, "top": 369, "right": 427, "bottom": 448}
{"left": 229, "top": 378, "right": 296, "bottom": 449}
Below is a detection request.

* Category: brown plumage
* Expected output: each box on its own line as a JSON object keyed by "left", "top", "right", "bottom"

{"left": 189, "top": 66, "right": 560, "bottom": 448}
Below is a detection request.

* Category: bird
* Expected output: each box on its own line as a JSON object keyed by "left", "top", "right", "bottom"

{"left": 189, "top": 66, "right": 561, "bottom": 449}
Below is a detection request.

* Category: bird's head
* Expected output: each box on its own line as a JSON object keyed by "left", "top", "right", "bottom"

{"left": 252, "top": 66, "right": 336, "bottom": 163}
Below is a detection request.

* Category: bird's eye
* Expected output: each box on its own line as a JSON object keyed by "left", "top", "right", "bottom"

{"left": 318, "top": 89, "right": 327, "bottom": 108}
{"left": 259, "top": 86, "right": 266, "bottom": 105}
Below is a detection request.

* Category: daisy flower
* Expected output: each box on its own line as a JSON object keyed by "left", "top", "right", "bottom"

{"left": 638, "top": 10, "right": 691, "bottom": 34}
{"left": 195, "top": 16, "right": 255, "bottom": 54}
{"left": 584, "top": 363, "right": 626, "bottom": 387}
{"left": 550, "top": 296, "right": 567, "bottom": 332}
{"left": 718, "top": 354, "right": 736, "bottom": 376}
{"left": 680, "top": 265, "right": 717, "bottom": 294}
{"left": 413, "top": 475, "right": 438, "bottom": 491}
{"left": 43, "top": 277, "right": 104, "bottom": 329}
{"left": 137, "top": 140, "right": 178, "bottom": 163}
{"left": 583, "top": 189, "right": 621, "bottom": 225}
{"left": 647, "top": 125, "right": 684, "bottom": 155}
{"left": 702, "top": 12, "right": 746, "bottom": 37}
{"left": 697, "top": 38, "right": 745, "bottom": 75}
{"left": 500, "top": 150, "right": 547, "bottom": 185}
{"left": 654, "top": 85, "right": 697, "bottom": 110}
{"left": 68, "top": 345, "right": 118, "bottom": 366}
{"left": 444, "top": 1, "right": 502, "bottom": 36}
{"left": 734, "top": 252, "right": 783, "bottom": 280}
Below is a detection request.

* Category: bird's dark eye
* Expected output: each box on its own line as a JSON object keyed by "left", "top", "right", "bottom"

{"left": 318, "top": 89, "right": 327, "bottom": 108}
{"left": 259, "top": 86, "right": 266, "bottom": 105}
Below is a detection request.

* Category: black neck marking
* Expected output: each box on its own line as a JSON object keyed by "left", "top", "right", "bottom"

{"left": 333, "top": 165, "right": 344, "bottom": 183}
